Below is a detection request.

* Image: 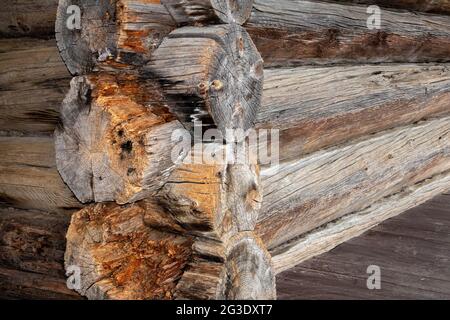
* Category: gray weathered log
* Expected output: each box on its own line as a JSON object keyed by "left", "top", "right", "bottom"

{"left": 0, "top": 38, "right": 70, "bottom": 134}
{"left": 0, "top": 136, "right": 82, "bottom": 213}
{"left": 146, "top": 24, "right": 264, "bottom": 136}
{"left": 55, "top": 73, "right": 185, "bottom": 204}
{"left": 257, "top": 116, "right": 450, "bottom": 249}
{"left": 163, "top": 0, "right": 254, "bottom": 25}
{"left": 257, "top": 64, "right": 450, "bottom": 162}
{"left": 245, "top": 0, "right": 450, "bottom": 66}
{"left": 270, "top": 169, "right": 450, "bottom": 274}
{"left": 55, "top": 0, "right": 176, "bottom": 75}
{"left": 0, "top": 0, "right": 59, "bottom": 38}
{"left": 326, "top": 0, "right": 450, "bottom": 15}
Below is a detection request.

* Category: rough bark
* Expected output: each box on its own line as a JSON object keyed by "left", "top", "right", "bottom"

{"left": 257, "top": 116, "right": 450, "bottom": 249}
{"left": 163, "top": 0, "right": 254, "bottom": 25}
{"left": 55, "top": 73, "right": 184, "bottom": 204}
{"left": 55, "top": 0, "right": 176, "bottom": 75}
{"left": 270, "top": 170, "right": 450, "bottom": 274}
{"left": 257, "top": 64, "right": 450, "bottom": 161}
{"left": 245, "top": 0, "right": 450, "bottom": 66}
{"left": 146, "top": 24, "right": 264, "bottom": 136}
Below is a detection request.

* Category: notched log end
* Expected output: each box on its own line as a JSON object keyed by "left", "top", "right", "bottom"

{"left": 65, "top": 202, "right": 193, "bottom": 300}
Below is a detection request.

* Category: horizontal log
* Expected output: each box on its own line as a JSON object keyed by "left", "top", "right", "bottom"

{"left": 0, "top": 207, "right": 69, "bottom": 278}
{"left": 0, "top": 38, "right": 70, "bottom": 134}
{"left": 271, "top": 170, "right": 450, "bottom": 274}
{"left": 0, "top": 0, "right": 59, "bottom": 38}
{"left": 245, "top": 0, "right": 450, "bottom": 66}
{"left": 55, "top": 73, "right": 184, "bottom": 204}
{"left": 327, "top": 0, "right": 450, "bottom": 15}
{"left": 257, "top": 64, "right": 450, "bottom": 161}
{"left": 257, "top": 116, "right": 450, "bottom": 248}
{"left": 0, "top": 136, "right": 82, "bottom": 213}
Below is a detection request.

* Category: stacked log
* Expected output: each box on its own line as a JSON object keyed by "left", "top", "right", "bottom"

{"left": 1, "top": 0, "right": 450, "bottom": 300}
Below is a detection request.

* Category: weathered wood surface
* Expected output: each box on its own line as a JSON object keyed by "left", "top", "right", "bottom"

{"left": 146, "top": 24, "right": 264, "bottom": 136}
{"left": 0, "top": 136, "right": 82, "bottom": 213}
{"left": 257, "top": 116, "right": 450, "bottom": 249}
{"left": 0, "top": 207, "right": 70, "bottom": 278}
{"left": 0, "top": 0, "right": 59, "bottom": 38}
{"left": 0, "top": 38, "right": 70, "bottom": 134}
{"left": 55, "top": 73, "right": 184, "bottom": 204}
{"left": 0, "top": 266, "right": 82, "bottom": 300}
{"left": 55, "top": 0, "right": 176, "bottom": 75}
{"left": 257, "top": 64, "right": 450, "bottom": 161}
{"left": 271, "top": 170, "right": 450, "bottom": 274}
{"left": 245, "top": 0, "right": 450, "bottom": 66}
{"left": 163, "top": 0, "right": 254, "bottom": 25}
{"left": 277, "top": 193, "right": 450, "bottom": 300}
{"left": 65, "top": 201, "right": 193, "bottom": 300}
{"left": 328, "top": 0, "right": 450, "bottom": 15}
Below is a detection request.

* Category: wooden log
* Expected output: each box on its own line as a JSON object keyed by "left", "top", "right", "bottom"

{"left": 0, "top": 38, "right": 70, "bottom": 135}
{"left": 0, "top": 266, "right": 82, "bottom": 300}
{"left": 65, "top": 199, "right": 275, "bottom": 300}
{"left": 270, "top": 170, "right": 450, "bottom": 274}
{"left": 146, "top": 24, "right": 264, "bottom": 136}
{"left": 327, "top": 0, "right": 450, "bottom": 15}
{"left": 0, "top": 207, "right": 69, "bottom": 278}
{"left": 257, "top": 116, "right": 450, "bottom": 249}
{"left": 257, "top": 64, "right": 450, "bottom": 162}
{"left": 55, "top": 73, "right": 184, "bottom": 204}
{"left": 55, "top": 0, "right": 176, "bottom": 75}
{"left": 65, "top": 201, "right": 193, "bottom": 300}
{"left": 0, "top": 0, "right": 59, "bottom": 38}
{"left": 0, "top": 136, "right": 82, "bottom": 213}
{"left": 245, "top": 0, "right": 450, "bottom": 66}
{"left": 162, "top": 0, "right": 254, "bottom": 25}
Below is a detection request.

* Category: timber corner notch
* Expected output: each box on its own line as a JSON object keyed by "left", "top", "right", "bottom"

{"left": 55, "top": 0, "right": 276, "bottom": 300}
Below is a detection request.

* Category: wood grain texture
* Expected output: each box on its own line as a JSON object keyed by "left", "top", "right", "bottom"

{"left": 327, "top": 0, "right": 450, "bottom": 15}
{"left": 55, "top": 0, "right": 176, "bottom": 75}
{"left": 0, "top": 207, "right": 70, "bottom": 278}
{"left": 0, "top": 0, "right": 59, "bottom": 38}
{"left": 257, "top": 64, "right": 450, "bottom": 161}
{"left": 163, "top": 0, "right": 254, "bottom": 25}
{"left": 146, "top": 24, "right": 264, "bottom": 136}
{"left": 277, "top": 193, "right": 450, "bottom": 300}
{"left": 257, "top": 116, "right": 450, "bottom": 249}
{"left": 55, "top": 73, "right": 184, "bottom": 204}
{"left": 271, "top": 170, "right": 450, "bottom": 274}
{"left": 65, "top": 201, "right": 193, "bottom": 300}
{"left": 0, "top": 136, "right": 82, "bottom": 213}
{"left": 245, "top": 0, "right": 450, "bottom": 66}
{"left": 0, "top": 38, "right": 70, "bottom": 134}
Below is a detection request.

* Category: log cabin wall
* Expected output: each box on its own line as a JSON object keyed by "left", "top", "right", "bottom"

{"left": 0, "top": 0, "right": 449, "bottom": 299}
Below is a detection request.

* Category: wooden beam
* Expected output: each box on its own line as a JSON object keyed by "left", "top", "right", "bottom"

{"left": 146, "top": 24, "right": 264, "bottom": 136}
{"left": 0, "top": 0, "right": 59, "bottom": 38}
{"left": 0, "top": 38, "right": 70, "bottom": 135}
{"left": 245, "top": 0, "right": 450, "bottom": 66}
{"left": 55, "top": 0, "right": 176, "bottom": 75}
{"left": 257, "top": 64, "right": 450, "bottom": 161}
{"left": 162, "top": 0, "right": 254, "bottom": 25}
{"left": 257, "top": 116, "right": 450, "bottom": 249}
{"left": 271, "top": 170, "right": 450, "bottom": 274}
{"left": 0, "top": 136, "right": 82, "bottom": 213}
{"left": 327, "top": 0, "right": 450, "bottom": 15}
{"left": 55, "top": 72, "right": 184, "bottom": 204}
